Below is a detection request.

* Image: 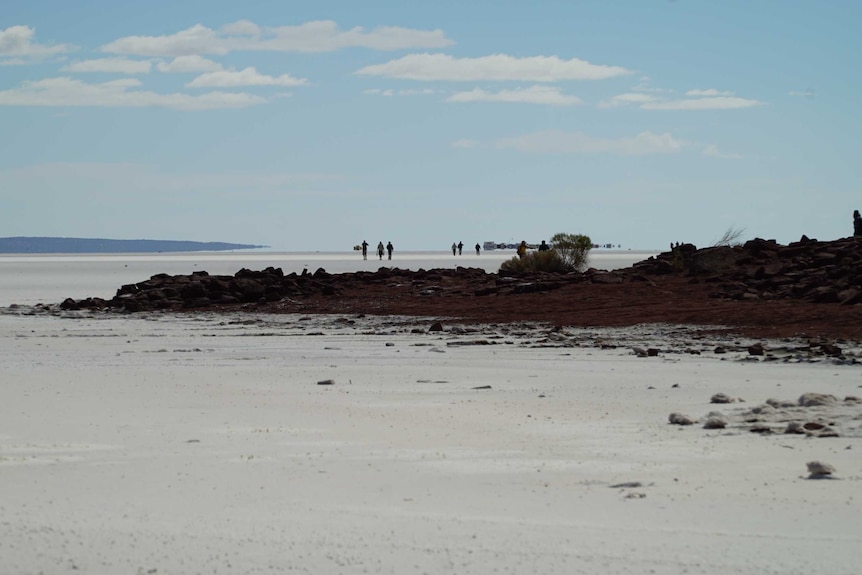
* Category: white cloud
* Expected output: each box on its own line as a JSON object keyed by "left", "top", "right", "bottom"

{"left": 256, "top": 21, "right": 453, "bottom": 52}
{"left": 221, "top": 20, "right": 261, "bottom": 36}
{"left": 447, "top": 85, "right": 582, "bottom": 106}
{"left": 642, "top": 96, "right": 762, "bottom": 110}
{"left": 101, "top": 20, "right": 453, "bottom": 57}
{"left": 64, "top": 57, "right": 152, "bottom": 74}
{"left": 450, "top": 139, "right": 480, "bottom": 149}
{"left": 494, "top": 130, "right": 685, "bottom": 156}
{"left": 686, "top": 88, "right": 734, "bottom": 97}
{"left": 398, "top": 88, "right": 438, "bottom": 96}
{"left": 0, "top": 25, "right": 74, "bottom": 60}
{"left": 101, "top": 24, "right": 226, "bottom": 57}
{"left": 702, "top": 144, "right": 743, "bottom": 159}
{"left": 0, "top": 77, "right": 267, "bottom": 110}
{"left": 600, "top": 86, "right": 762, "bottom": 110}
{"left": 356, "top": 53, "right": 631, "bottom": 81}
{"left": 157, "top": 55, "right": 223, "bottom": 73}
{"left": 186, "top": 67, "right": 307, "bottom": 88}
{"left": 364, "top": 88, "right": 393, "bottom": 96}
{"left": 364, "top": 87, "right": 438, "bottom": 97}
{"left": 630, "top": 79, "right": 670, "bottom": 93}
{"left": 598, "top": 92, "right": 659, "bottom": 109}
{"left": 789, "top": 89, "right": 815, "bottom": 98}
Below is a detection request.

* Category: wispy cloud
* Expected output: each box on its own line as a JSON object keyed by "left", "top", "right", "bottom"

{"left": 101, "top": 20, "right": 453, "bottom": 57}
{"left": 494, "top": 130, "right": 685, "bottom": 156}
{"left": 447, "top": 86, "right": 583, "bottom": 106}
{"left": 601, "top": 85, "right": 763, "bottom": 110}
{"left": 0, "top": 77, "right": 267, "bottom": 110}
{"left": 0, "top": 57, "right": 28, "bottom": 66}
{"left": 356, "top": 53, "right": 632, "bottom": 82}
{"left": 186, "top": 67, "right": 307, "bottom": 88}
{"left": 685, "top": 88, "right": 734, "bottom": 97}
{"left": 156, "top": 55, "right": 223, "bottom": 73}
{"left": 0, "top": 25, "right": 74, "bottom": 62}
{"left": 630, "top": 78, "right": 671, "bottom": 93}
{"left": 788, "top": 89, "right": 815, "bottom": 98}
{"left": 363, "top": 88, "right": 439, "bottom": 97}
{"left": 642, "top": 96, "right": 762, "bottom": 110}
{"left": 63, "top": 57, "right": 152, "bottom": 74}
{"left": 598, "top": 92, "right": 660, "bottom": 109}
{"left": 701, "top": 144, "right": 742, "bottom": 159}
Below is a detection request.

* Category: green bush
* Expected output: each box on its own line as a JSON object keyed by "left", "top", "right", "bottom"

{"left": 500, "top": 249, "right": 570, "bottom": 273}
{"left": 549, "top": 232, "right": 592, "bottom": 272}
{"left": 499, "top": 233, "right": 592, "bottom": 274}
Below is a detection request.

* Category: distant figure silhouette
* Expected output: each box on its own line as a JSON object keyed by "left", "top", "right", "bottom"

{"left": 854, "top": 210, "right": 862, "bottom": 237}
{"left": 517, "top": 241, "right": 527, "bottom": 259}
{"left": 452, "top": 242, "right": 457, "bottom": 256}
{"left": 538, "top": 240, "right": 550, "bottom": 251}
{"left": 457, "top": 241, "right": 463, "bottom": 255}
{"left": 386, "top": 241, "right": 393, "bottom": 260}
{"left": 361, "top": 240, "right": 368, "bottom": 260}
{"left": 475, "top": 243, "right": 480, "bottom": 255}
{"left": 377, "top": 241, "right": 385, "bottom": 260}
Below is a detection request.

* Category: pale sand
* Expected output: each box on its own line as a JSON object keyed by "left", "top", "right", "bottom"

{"left": 1, "top": 311, "right": 860, "bottom": 574}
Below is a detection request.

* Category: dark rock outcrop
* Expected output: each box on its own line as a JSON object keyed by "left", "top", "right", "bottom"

{"left": 633, "top": 236, "right": 862, "bottom": 304}
{"left": 60, "top": 236, "right": 862, "bottom": 314}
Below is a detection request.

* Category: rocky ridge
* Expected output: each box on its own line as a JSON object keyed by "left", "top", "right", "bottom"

{"left": 53, "top": 235, "right": 862, "bottom": 340}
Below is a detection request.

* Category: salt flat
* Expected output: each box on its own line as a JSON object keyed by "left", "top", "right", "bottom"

{"left": 1, "top": 311, "right": 860, "bottom": 575}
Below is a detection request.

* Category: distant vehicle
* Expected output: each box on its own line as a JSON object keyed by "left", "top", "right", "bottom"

{"left": 483, "top": 240, "right": 621, "bottom": 251}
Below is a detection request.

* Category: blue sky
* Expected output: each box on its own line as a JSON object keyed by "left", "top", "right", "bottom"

{"left": 1, "top": 0, "right": 859, "bottom": 251}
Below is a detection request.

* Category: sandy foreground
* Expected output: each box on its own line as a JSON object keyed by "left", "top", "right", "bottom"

{"left": 1, "top": 310, "right": 860, "bottom": 575}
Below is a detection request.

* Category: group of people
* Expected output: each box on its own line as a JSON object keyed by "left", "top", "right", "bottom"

{"left": 360, "top": 240, "right": 394, "bottom": 260}
{"left": 516, "top": 240, "right": 549, "bottom": 259}
{"left": 359, "top": 239, "right": 554, "bottom": 260}
{"left": 450, "top": 241, "right": 481, "bottom": 256}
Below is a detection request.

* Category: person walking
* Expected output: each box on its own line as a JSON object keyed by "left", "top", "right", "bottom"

{"left": 361, "top": 240, "right": 368, "bottom": 260}
{"left": 451, "top": 242, "right": 457, "bottom": 256}
{"left": 516, "top": 240, "right": 527, "bottom": 259}
{"left": 457, "top": 241, "right": 463, "bottom": 255}
{"left": 854, "top": 210, "right": 862, "bottom": 237}
{"left": 475, "top": 243, "right": 481, "bottom": 255}
{"left": 377, "top": 241, "right": 385, "bottom": 260}
{"left": 386, "top": 241, "right": 394, "bottom": 260}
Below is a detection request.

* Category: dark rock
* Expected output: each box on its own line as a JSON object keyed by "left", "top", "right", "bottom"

{"left": 819, "top": 343, "right": 842, "bottom": 357}
{"left": 668, "top": 413, "right": 696, "bottom": 425}
{"left": 60, "top": 297, "right": 80, "bottom": 310}
{"left": 710, "top": 393, "right": 735, "bottom": 404}
{"left": 798, "top": 393, "right": 838, "bottom": 407}
{"left": 703, "top": 414, "right": 728, "bottom": 429}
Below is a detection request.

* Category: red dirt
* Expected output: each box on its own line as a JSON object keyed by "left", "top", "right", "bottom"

{"left": 258, "top": 274, "right": 862, "bottom": 341}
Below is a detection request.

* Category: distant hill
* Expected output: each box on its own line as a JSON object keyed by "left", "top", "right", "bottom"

{"left": 0, "top": 237, "right": 267, "bottom": 254}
